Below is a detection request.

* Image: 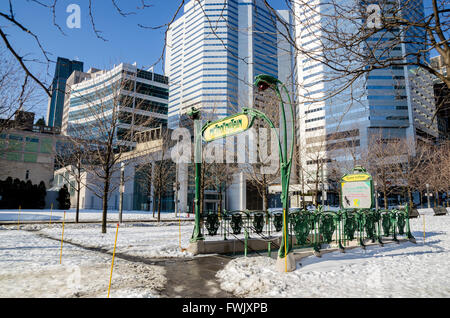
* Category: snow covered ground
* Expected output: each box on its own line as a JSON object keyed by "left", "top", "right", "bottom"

{"left": 0, "top": 225, "right": 167, "bottom": 298}
{"left": 1, "top": 210, "right": 449, "bottom": 298}
{"left": 39, "top": 221, "right": 195, "bottom": 259}
{"left": 216, "top": 214, "right": 450, "bottom": 298}
{"left": 0, "top": 208, "right": 193, "bottom": 222}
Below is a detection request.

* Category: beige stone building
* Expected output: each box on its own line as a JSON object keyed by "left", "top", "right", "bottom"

{"left": 0, "top": 126, "right": 63, "bottom": 188}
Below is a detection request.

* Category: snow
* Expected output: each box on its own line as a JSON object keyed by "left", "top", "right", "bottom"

{"left": 0, "top": 208, "right": 194, "bottom": 222}
{"left": 0, "top": 230, "right": 167, "bottom": 298}
{"left": 1, "top": 208, "right": 449, "bottom": 298}
{"left": 216, "top": 214, "right": 450, "bottom": 298}
{"left": 0, "top": 222, "right": 190, "bottom": 298}
{"left": 38, "top": 222, "right": 195, "bottom": 259}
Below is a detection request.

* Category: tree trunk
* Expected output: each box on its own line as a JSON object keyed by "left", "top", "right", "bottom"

{"left": 101, "top": 172, "right": 110, "bottom": 234}
{"left": 315, "top": 163, "right": 320, "bottom": 208}
{"left": 263, "top": 188, "right": 269, "bottom": 212}
{"left": 157, "top": 191, "right": 162, "bottom": 223}
{"left": 218, "top": 186, "right": 223, "bottom": 216}
{"left": 102, "top": 192, "right": 108, "bottom": 234}
{"left": 153, "top": 192, "right": 156, "bottom": 218}
{"left": 75, "top": 183, "right": 80, "bottom": 223}
{"left": 301, "top": 169, "right": 306, "bottom": 209}
{"left": 407, "top": 186, "right": 413, "bottom": 208}
{"left": 75, "top": 161, "right": 81, "bottom": 223}
{"left": 147, "top": 179, "right": 151, "bottom": 212}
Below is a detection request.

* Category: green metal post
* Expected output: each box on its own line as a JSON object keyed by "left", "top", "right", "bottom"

{"left": 188, "top": 108, "right": 204, "bottom": 243}
{"left": 254, "top": 74, "right": 295, "bottom": 260}
{"left": 244, "top": 228, "right": 248, "bottom": 257}
{"left": 405, "top": 203, "right": 415, "bottom": 242}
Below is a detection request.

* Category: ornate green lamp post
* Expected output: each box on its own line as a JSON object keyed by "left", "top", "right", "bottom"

{"left": 254, "top": 74, "right": 295, "bottom": 264}
{"left": 187, "top": 107, "right": 204, "bottom": 243}
{"left": 187, "top": 75, "right": 295, "bottom": 270}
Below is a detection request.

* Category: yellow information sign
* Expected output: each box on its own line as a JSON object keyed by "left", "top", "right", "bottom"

{"left": 342, "top": 174, "right": 370, "bottom": 182}
{"left": 203, "top": 114, "right": 250, "bottom": 142}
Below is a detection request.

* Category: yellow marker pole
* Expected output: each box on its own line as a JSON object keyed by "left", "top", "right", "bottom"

{"left": 423, "top": 214, "right": 426, "bottom": 244}
{"left": 108, "top": 223, "right": 120, "bottom": 298}
{"left": 17, "top": 205, "right": 21, "bottom": 230}
{"left": 60, "top": 211, "right": 66, "bottom": 264}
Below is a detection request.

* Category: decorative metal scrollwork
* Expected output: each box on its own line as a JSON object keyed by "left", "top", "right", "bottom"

{"left": 290, "top": 211, "right": 312, "bottom": 245}
{"left": 230, "top": 213, "right": 243, "bottom": 235}
{"left": 205, "top": 212, "right": 220, "bottom": 236}
{"left": 319, "top": 213, "right": 335, "bottom": 243}
{"left": 252, "top": 213, "right": 265, "bottom": 234}
{"left": 273, "top": 213, "right": 283, "bottom": 232}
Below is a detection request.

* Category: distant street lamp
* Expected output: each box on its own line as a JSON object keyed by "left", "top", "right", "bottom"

{"left": 374, "top": 181, "right": 378, "bottom": 210}
{"left": 119, "top": 162, "right": 125, "bottom": 223}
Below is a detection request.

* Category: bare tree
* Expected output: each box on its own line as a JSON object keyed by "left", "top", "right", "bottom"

{"left": 361, "top": 130, "right": 405, "bottom": 209}
{"left": 241, "top": 91, "right": 283, "bottom": 211}
{"left": 391, "top": 138, "right": 432, "bottom": 207}
{"left": 421, "top": 140, "right": 450, "bottom": 207}
{"left": 64, "top": 71, "right": 159, "bottom": 233}
{"left": 265, "top": 0, "right": 450, "bottom": 97}
{"left": 0, "top": 1, "right": 157, "bottom": 99}
{"left": 135, "top": 128, "right": 175, "bottom": 222}
{"left": 0, "top": 50, "right": 41, "bottom": 133}
{"left": 54, "top": 144, "right": 87, "bottom": 223}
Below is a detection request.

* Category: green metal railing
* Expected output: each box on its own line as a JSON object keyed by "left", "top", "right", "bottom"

{"left": 199, "top": 205, "right": 415, "bottom": 254}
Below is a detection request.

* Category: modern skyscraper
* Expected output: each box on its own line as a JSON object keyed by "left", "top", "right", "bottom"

{"left": 293, "top": 0, "right": 438, "bottom": 204}
{"left": 165, "top": 0, "right": 282, "bottom": 130}
{"left": 165, "top": 0, "right": 294, "bottom": 212}
{"left": 46, "top": 57, "right": 84, "bottom": 128}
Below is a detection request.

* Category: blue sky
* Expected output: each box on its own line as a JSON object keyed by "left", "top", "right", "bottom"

{"left": 0, "top": 0, "right": 435, "bottom": 120}
{"left": 0, "top": 0, "right": 288, "bottom": 119}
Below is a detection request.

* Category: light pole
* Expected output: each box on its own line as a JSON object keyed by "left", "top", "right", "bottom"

{"left": 174, "top": 165, "right": 179, "bottom": 218}
{"left": 186, "top": 74, "right": 295, "bottom": 268}
{"left": 188, "top": 107, "right": 204, "bottom": 243}
{"left": 426, "top": 183, "right": 430, "bottom": 209}
{"left": 254, "top": 74, "right": 295, "bottom": 262}
{"left": 374, "top": 181, "right": 378, "bottom": 210}
{"left": 118, "top": 162, "right": 124, "bottom": 223}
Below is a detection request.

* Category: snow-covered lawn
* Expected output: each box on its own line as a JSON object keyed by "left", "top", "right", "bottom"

{"left": 0, "top": 225, "right": 167, "bottom": 298}
{"left": 39, "top": 222, "right": 195, "bottom": 259}
{"left": 217, "top": 214, "right": 450, "bottom": 298}
{"left": 1, "top": 210, "right": 449, "bottom": 298}
{"left": 0, "top": 221, "right": 196, "bottom": 298}
{"left": 0, "top": 208, "right": 193, "bottom": 222}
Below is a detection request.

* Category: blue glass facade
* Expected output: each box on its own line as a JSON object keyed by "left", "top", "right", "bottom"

{"left": 47, "top": 57, "right": 84, "bottom": 128}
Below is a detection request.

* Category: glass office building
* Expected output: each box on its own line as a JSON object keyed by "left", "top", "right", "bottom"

{"left": 294, "top": 0, "right": 438, "bottom": 204}
{"left": 165, "top": 0, "right": 280, "bottom": 129}
{"left": 65, "top": 63, "right": 169, "bottom": 148}
{"left": 47, "top": 57, "right": 84, "bottom": 128}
